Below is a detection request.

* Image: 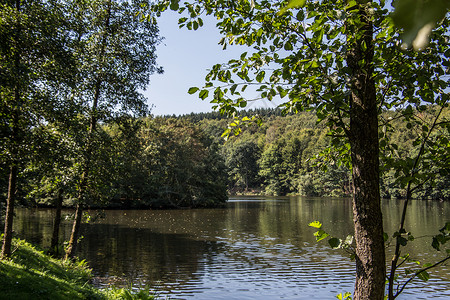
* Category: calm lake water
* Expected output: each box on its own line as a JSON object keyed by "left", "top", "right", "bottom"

{"left": 14, "top": 197, "right": 450, "bottom": 299}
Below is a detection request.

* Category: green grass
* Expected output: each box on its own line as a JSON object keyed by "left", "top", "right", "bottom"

{"left": 0, "top": 238, "right": 159, "bottom": 300}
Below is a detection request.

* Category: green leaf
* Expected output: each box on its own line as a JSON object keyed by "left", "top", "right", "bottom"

{"left": 417, "top": 270, "right": 430, "bottom": 282}
{"left": 278, "top": 0, "right": 307, "bottom": 16}
{"left": 309, "top": 221, "right": 322, "bottom": 229}
{"left": 398, "top": 236, "right": 408, "bottom": 246}
{"left": 392, "top": 0, "right": 450, "bottom": 49}
{"left": 336, "top": 292, "right": 352, "bottom": 300}
{"left": 344, "top": 235, "right": 353, "bottom": 245}
{"left": 230, "top": 84, "right": 238, "bottom": 94}
{"left": 284, "top": 41, "right": 293, "bottom": 51}
{"left": 188, "top": 87, "right": 199, "bottom": 94}
{"left": 314, "top": 229, "right": 330, "bottom": 242}
{"left": 432, "top": 237, "right": 440, "bottom": 250}
{"left": 169, "top": 0, "right": 179, "bottom": 11}
{"left": 328, "top": 237, "right": 341, "bottom": 248}
{"left": 199, "top": 89, "right": 209, "bottom": 100}
{"left": 256, "top": 71, "right": 265, "bottom": 83}
{"left": 440, "top": 222, "right": 450, "bottom": 233}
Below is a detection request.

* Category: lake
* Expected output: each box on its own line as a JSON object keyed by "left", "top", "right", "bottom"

{"left": 13, "top": 196, "right": 450, "bottom": 299}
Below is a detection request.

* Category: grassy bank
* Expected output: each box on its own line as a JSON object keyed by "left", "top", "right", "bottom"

{"left": 0, "top": 238, "right": 158, "bottom": 300}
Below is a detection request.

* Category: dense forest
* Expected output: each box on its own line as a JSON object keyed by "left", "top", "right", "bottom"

{"left": 2, "top": 107, "right": 447, "bottom": 212}
{"left": 196, "top": 107, "right": 450, "bottom": 200}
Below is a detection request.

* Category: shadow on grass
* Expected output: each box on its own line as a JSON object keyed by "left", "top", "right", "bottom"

{"left": 0, "top": 239, "right": 102, "bottom": 300}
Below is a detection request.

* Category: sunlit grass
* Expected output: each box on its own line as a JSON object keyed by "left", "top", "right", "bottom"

{"left": 0, "top": 238, "right": 160, "bottom": 300}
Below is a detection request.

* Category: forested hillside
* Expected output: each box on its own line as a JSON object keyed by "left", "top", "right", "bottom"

{"left": 196, "top": 107, "right": 450, "bottom": 200}
{"left": 6, "top": 106, "right": 447, "bottom": 210}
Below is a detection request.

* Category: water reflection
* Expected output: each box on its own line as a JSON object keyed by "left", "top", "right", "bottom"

{"left": 13, "top": 197, "right": 450, "bottom": 299}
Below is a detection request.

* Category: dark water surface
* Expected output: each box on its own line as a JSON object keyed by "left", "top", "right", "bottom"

{"left": 14, "top": 197, "right": 450, "bottom": 299}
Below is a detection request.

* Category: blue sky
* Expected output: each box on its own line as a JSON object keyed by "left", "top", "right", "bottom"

{"left": 144, "top": 11, "right": 280, "bottom": 116}
{"left": 144, "top": 11, "right": 235, "bottom": 116}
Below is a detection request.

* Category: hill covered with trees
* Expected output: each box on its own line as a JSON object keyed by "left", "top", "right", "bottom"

{"left": 8, "top": 106, "right": 448, "bottom": 212}
{"left": 196, "top": 107, "right": 449, "bottom": 200}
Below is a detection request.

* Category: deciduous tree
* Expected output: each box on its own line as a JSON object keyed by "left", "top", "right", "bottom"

{"left": 0, "top": 0, "right": 74, "bottom": 258}
{"left": 64, "top": 0, "right": 162, "bottom": 259}
{"left": 154, "top": 0, "right": 449, "bottom": 298}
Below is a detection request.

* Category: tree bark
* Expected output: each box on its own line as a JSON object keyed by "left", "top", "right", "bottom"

{"left": 1, "top": 164, "right": 18, "bottom": 259}
{"left": 347, "top": 2, "right": 386, "bottom": 299}
{"left": 50, "top": 188, "right": 63, "bottom": 255}
{"left": 65, "top": 203, "right": 83, "bottom": 260}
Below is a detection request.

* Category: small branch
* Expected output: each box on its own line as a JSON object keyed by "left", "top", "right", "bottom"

{"left": 395, "top": 254, "right": 409, "bottom": 269}
{"left": 388, "top": 105, "right": 445, "bottom": 299}
{"left": 378, "top": 78, "right": 393, "bottom": 114}
{"left": 394, "top": 255, "right": 450, "bottom": 298}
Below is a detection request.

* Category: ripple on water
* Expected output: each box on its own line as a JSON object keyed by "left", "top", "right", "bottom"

{"left": 12, "top": 201, "right": 450, "bottom": 300}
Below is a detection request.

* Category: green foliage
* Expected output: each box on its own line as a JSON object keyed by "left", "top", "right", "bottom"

{"left": 336, "top": 292, "right": 352, "bottom": 300}
{"left": 197, "top": 107, "right": 447, "bottom": 199}
{"left": 392, "top": 0, "right": 449, "bottom": 49}
{"left": 0, "top": 238, "right": 161, "bottom": 299}
{"left": 311, "top": 219, "right": 450, "bottom": 297}
{"left": 431, "top": 222, "right": 450, "bottom": 251}
{"left": 308, "top": 221, "right": 355, "bottom": 256}
{"left": 102, "top": 285, "right": 158, "bottom": 300}
{"left": 225, "top": 138, "right": 261, "bottom": 192}
{"left": 155, "top": 0, "right": 449, "bottom": 178}
{"left": 151, "top": 0, "right": 449, "bottom": 298}
{"left": 105, "top": 117, "right": 228, "bottom": 208}
{"left": 16, "top": 107, "right": 450, "bottom": 208}
{"left": 0, "top": 238, "right": 101, "bottom": 299}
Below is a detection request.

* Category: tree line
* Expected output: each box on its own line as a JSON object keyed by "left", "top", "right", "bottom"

{"left": 6, "top": 106, "right": 448, "bottom": 216}
{"left": 196, "top": 107, "right": 449, "bottom": 200}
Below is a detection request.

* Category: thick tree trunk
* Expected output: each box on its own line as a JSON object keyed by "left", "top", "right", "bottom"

{"left": 50, "top": 188, "right": 63, "bottom": 255}
{"left": 347, "top": 2, "right": 386, "bottom": 299}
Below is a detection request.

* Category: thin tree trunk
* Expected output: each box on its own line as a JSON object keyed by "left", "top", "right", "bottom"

{"left": 1, "top": 0, "right": 21, "bottom": 261}
{"left": 65, "top": 1, "right": 111, "bottom": 259}
{"left": 50, "top": 188, "right": 63, "bottom": 255}
{"left": 65, "top": 203, "right": 83, "bottom": 260}
{"left": 347, "top": 2, "right": 386, "bottom": 299}
{"left": 387, "top": 107, "right": 444, "bottom": 299}
{"left": 1, "top": 164, "right": 18, "bottom": 259}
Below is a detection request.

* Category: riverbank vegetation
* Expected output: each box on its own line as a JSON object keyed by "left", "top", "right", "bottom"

{"left": 1, "top": 107, "right": 449, "bottom": 213}
{"left": 0, "top": 237, "right": 159, "bottom": 299}
{"left": 1, "top": 0, "right": 449, "bottom": 297}
{"left": 1, "top": 107, "right": 447, "bottom": 214}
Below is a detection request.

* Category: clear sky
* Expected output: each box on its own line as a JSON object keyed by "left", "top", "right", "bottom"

{"left": 144, "top": 11, "right": 280, "bottom": 116}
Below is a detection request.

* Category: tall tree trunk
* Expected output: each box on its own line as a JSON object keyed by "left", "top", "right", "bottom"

{"left": 347, "top": 2, "right": 386, "bottom": 299}
{"left": 1, "top": 164, "right": 18, "bottom": 259}
{"left": 1, "top": 0, "right": 21, "bottom": 261}
{"left": 65, "top": 1, "right": 111, "bottom": 259}
{"left": 50, "top": 188, "right": 63, "bottom": 255}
